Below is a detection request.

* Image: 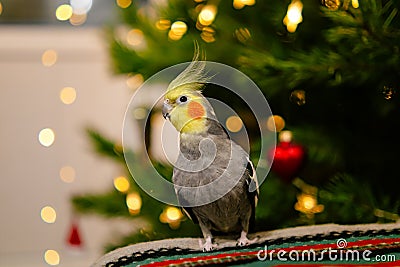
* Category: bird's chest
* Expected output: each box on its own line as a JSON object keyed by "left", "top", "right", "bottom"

{"left": 194, "top": 191, "right": 244, "bottom": 232}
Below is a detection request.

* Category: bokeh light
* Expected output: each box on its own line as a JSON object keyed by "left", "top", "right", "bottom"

{"left": 233, "top": 0, "right": 255, "bottom": 9}
{"left": 156, "top": 19, "right": 171, "bottom": 30}
{"left": 116, "top": 0, "right": 132, "bottom": 9}
{"left": 70, "top": 0, "right": 92, "bottom": 15}
{"left": 41, "top": 50, "right": 58, "bottom": 67}
{"left": 59, "top": 166, "right": 76, "bottom": 183}
{"left": 41, "top": 206, "right": 57, "bottom": 224}
{"left": 235, "top": 28, "right": 251, "bottom": 43}
{"left": 60, "top": 87, "right": 77, "bottom": 105}
{"left": 56, "top": 4, "right": 73, "bottom": 21}
{"left": 279, "top": 130, "right": 293, "bottom": 143}
{"left": 126, "top": 73, "right": 144, "bottom": 90}
{"left": 225, "top": 116, "right": 243, "bottom": 133}
{"left": 266, "top": 115, "right": 285, "bottom": 132}
{"left": 290, "top": 89, "right": 306, "bottom": 105}
{"left": 200, "top": 27, "right": 216, "bottom": 43}
{"left": 126, "top": 192, "right": 142, "bottom": 215}
{"left": 169, "top": 21, "right": 187, "bottom": 41}
{"left": 0, "top": 2, "right": 3, "bottom": 15}
{"left": 113, "top": 176, "right": 130, "bottom": 193}
{"left": 165, "top": 206, "right": 182, "bottom": 221}
{"left": 352, "top": 0, "right": 359, "bottom": 8}
{"left": 38, "top": 128, "right": 55, "bottom": 147}
{"left": 44, "top": 249, "right": 60, "bottom": 266}
{"left": 283, "top": 0, "right": 303, "bottom": 33}
{"left": 69, "top": 12, "right": 87, "bottom": 26}
{"left": 198, "top": 5, "right": 217, "bottom": 26}
{"left": 126, "top": 29, "right": 144, "bottom": 46}
{"left": 133, "top": 107, "right": 147, "bottom": 120}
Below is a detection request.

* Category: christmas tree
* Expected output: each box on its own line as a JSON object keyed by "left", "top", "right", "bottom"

{"left": 72, "top": 0, "right": 400, "bottom": 252}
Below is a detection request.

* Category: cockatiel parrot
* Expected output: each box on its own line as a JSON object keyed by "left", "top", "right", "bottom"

{"left": 162, "top": 52, "right": 258, "bottom": 251}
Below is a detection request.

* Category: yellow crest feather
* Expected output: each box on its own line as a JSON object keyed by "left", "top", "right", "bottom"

{"left": 167, "top": 43, "right": 210, "bottom": 93}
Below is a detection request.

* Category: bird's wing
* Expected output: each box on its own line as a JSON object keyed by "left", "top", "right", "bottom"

{"left": 245, "top": 157, "right": 258, "bottom": 232}
{"left": 173, "top": 169, "right": 199, "bottom": 224}
{"left": 246, "top": 156, "right": 259, "bottom": 206}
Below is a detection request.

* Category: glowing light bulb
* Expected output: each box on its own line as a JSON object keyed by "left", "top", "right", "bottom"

{"left": 170, "top": 21, "right": 187, "bottom": 36}
{"left": 225, "top": 116, "right": 243, "bottom": 133}
{"left": 198, "top": 5, "right": 217, "bottom": 26}
{"left": 279, "top": 130, "right": 293, "bottom": 143}
{"left": 56, "top": 4, "right": 73, "bottom": 21}
{"left": 165, "top": 206, "right": 183, "bottom": 221}
{"left": 283, "top": 0, "right": 303, "bottom": 33}
{"left": 38, "top": 128, "right": 55, "bottom": 147}
{"left": 126, "top": 192, "right": 142, "bottom": 214}
{"left": 41, "top": 50, "right": 58, "bottom": 67}
{"left": 113, "top": 176, "right": 130, "bottom": 193}
{"left": 155, "top": 19, "right": 171, "bottom": 30}
{"left": 126, "top": 29, "right": 144, "bottom": 46}
{"left": 44, "top": 250, "right": 60, "bottom": 266}
{"left": 60, "top": 87, "right": 77, "bottom": 105}
{"left": 41, "top": 206, "right": 57, "bottom": 224}
{"left": 266, "top": 115, "right": 285, "bottom": 132}
{"left": 116, "top": 0, "right": 132, "bottom": 8}
{"left": 59, "top": 166, "right": 76, "bottom": 183}
{"left": 69, "top": 12, "right": 87, "bottom": 26}
{"left": 70, "top": 0, "right": 92, "bottom": 15}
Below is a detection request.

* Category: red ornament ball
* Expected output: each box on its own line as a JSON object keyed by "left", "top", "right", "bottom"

{"left": 269, "top": 131, "right": 306, "bottom": 183}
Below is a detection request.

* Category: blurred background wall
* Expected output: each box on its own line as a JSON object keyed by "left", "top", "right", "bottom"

{"left": 0, "top": 1, "right": 136, "bottom": 266}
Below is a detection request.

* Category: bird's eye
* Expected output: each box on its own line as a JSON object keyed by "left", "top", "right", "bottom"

{"left": 179, "top": 95, "right": 188, "bottom": 103}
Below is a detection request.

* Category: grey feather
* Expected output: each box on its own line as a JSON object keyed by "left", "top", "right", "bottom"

{"left": 173, "top": 119, "right": 257, "bottom": 236}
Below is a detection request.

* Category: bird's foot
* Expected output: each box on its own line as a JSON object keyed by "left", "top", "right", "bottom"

{"left": 236, "top": 231, "right": 258, "bottom": 247}
{"left": 199, "top": 237, "right": 218, "bottom": 252}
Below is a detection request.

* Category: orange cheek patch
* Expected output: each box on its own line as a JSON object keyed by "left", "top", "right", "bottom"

{"left": 187, "top": 101, "right": 205, "bottom": 119}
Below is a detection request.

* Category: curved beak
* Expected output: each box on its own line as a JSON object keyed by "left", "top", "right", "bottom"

{"left": 162, "top": 101, "right": 173, "bottom": 120}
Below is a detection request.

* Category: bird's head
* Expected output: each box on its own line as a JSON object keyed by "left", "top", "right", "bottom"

{"left": 162, "top": 51, "right": 215, "bottom": 134}
{"left": 163, "top": 86, "right": 213, "bottom": 134}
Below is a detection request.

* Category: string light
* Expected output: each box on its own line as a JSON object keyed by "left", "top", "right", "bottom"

{"left": 116, "top": 0, "right": 132, "bottom": 9}
{"left": 69, "top": 12, "right": 87, "bottom": 26}
{"left": 60, "top": 87, "right": 77, "bottom": 105}
{"left": 133, "top": 107, "right": 148, "bottom": 120}
{"left": 266, "top": 115, "right": 285, "bottom": 132}
{"left": 59, "top": 166, "right": 76, "bottom": 183}
{"left": 56, "top": 4, "right": 73, "bottom": 21}
{"left": 70, "top": 0, "right": 92, "bottom": 15}
{"left": 235, "top": 27, "right": 251, "bottom": 43}
{"left": 155, "top": 19, "right": 171, "bottom": 31}
{"left": 159, "top": 206, "right": 184, "bottom": 229}
{"left": 126, "top": 192, "right": 142, "bottom": 215}
{"left": 44, "top": 250, "right": 60, "bottom": 266}
{"left": 38, "top": 128, "right": 55, "bottom": 147}
{"left": 200, "top": 27, "right": 216, "bottom": 43}
{"left": 168, "top": 21, "right": 188, "bottom": 41}
{"left": 113, "top": 176, "right": 130, "bottom": 193}
{"left": 225, "top": 116, "right": 243, "bottom": 133}
{"left": 41, "top": 50, "right": 58, "bottom": 67}
{"left": 290, "top": 89, "right": 306, "bottom": 105}
{"left": 126, "top": 29, "right": 145, "bottom": 47}
{"left": 233, "top": 0, "right": 255, "bottom": 10}
{"left": 294, "top": 193, "right": 324, "bottom": 218}
{"left": 198, "top": 5, "right": 217, "bottom": 26}
{"left": 126, "top": 73, "right": 144, "bottom": 90}
{"left": 41, "top": 206, "right": 57, "bottom": 224}
{"left": 283, "top": 0, "right": 303, "bottom": 33}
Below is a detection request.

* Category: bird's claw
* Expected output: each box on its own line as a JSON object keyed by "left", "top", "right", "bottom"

{"left": 236, "top": 236, "right": 258, "bottom": 247}
{"left": 199, "top": 238, "right": 218, "bottom": 252}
